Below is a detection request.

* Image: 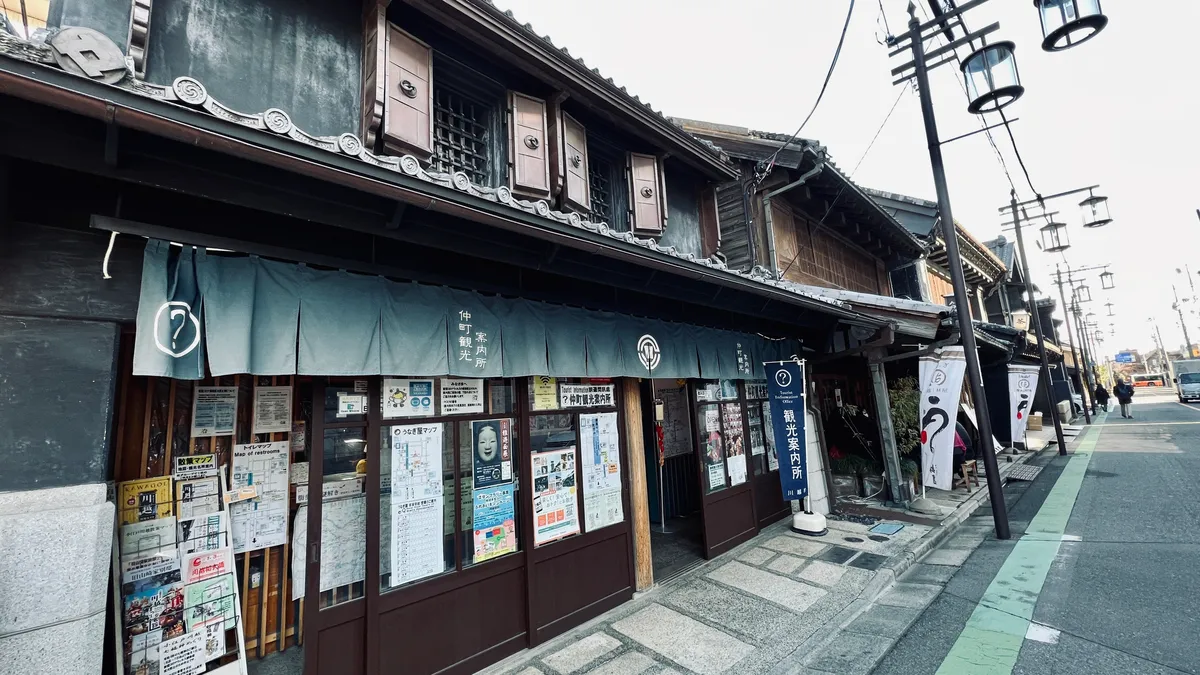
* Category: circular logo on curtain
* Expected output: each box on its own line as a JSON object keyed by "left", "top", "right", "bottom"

{"left": 774, "top": 368, "right": 792, "bottom": 388}
{"left": 1017, "top": 376, "right": 1033, "bottom": 390}
{"left": 637, "top": 334, "right": 661, "bottom": 371}
{"left": 153, "top": 301, "right": 201, "bottom": 358}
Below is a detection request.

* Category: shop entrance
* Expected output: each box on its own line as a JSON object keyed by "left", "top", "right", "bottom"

{"left": 642, "top": 379, "right": 704, "bottom": 581}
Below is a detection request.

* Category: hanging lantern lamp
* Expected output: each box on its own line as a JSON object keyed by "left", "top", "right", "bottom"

{"left": 1100, "top": 270, "right": 1115, "bottom": 290}
{"left": 1080, "top": 190, "right": 1113, "bottom": 228}
{"left": 961, "top": 41, "right": 1025, "bottom": 114}
{"left": 1035, "top": 0, "right": 1109, "bottom": 52}
{"left": 1075, "top": 283, "right": 1092, "bottom": 303}
{"left": 1040, "top": 220, "right": 1070, "bottom": 252}
{"left": 1105, "top": 302, "right": 1115, "bottom": 317}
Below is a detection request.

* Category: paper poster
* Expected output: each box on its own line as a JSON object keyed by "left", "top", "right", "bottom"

{"left": 122, "top": 547, "right": 181, "bottom": 584}
{"left": 176, "top": 477, "right": 220, "bottom": 519}
{"left": 559, "top": 383, "right": 614, "bottom": 408}
{"left": 127, "top": 630, "right": 162, "bottom": 675}
{"left": 159, "top": 630, "right": 206, "bottom": 675}
{"left": 532, "top": 447, "right": 580, "bottom": 545}
{"left": 705, "top": 408, "right": 720, "bottom": 433}
{"left": 178, "top": 513, "right": 226, "bottom": 556}
{"left": 719, "top": 379, "right": 739, "bottom": 400}
{"left": 748, "top": 405, "right": 766, "bottom": 457}
{"left": 291, "top": 420, "right": 307, "bottom": 454}
{"left": 580, "top": 412, "right": 623, "bottom": 531}
{"left": 119, "top": 477, "right": 173, "bottom": 525}
{"left": 230, "top": 441, "right": 289, "bottom": 553}
{"left": 384, "top": 378, "right": 435, "bottom": 418}
{"left": 173, "top": 454, "right": 218, "bottom": 480}
{"left": 389, "top": 422, "right": 445, "bottom": 585}
{"left": 532, "top": 376, "right": 558, "bottom": 410}
{"left": 764, "top": 403, "right": 779, "bottom": 471}
{"left": 183, "top": 573, "right": 236, "bottom": 631}
{"left": 472, "top": 484, "right": 516, "bottom": 562}
{"left": 696, "top": 382, "right": 720, "bottom": 402}
{"left": 661, "top": 386, "right": 693, "bottom": 459}
{"left": 440, "top": 378, "right": 484, "bottom": 415}
{"left": 920, "top": 347, "right": 967, "bottom": 491}
{"left": 120, "top": 516, "right": 177, "bottom": 556}
{"left": 295, "top": 476, "right": 362, "bottom": 505}
{"left": 727, "top": 454, "right": 747, "bottom": 486}
{"left": 707, "top": 462, "right": 726, "bottom": 490}
{"left": 336, "top": 391, "right": 365, "bottom": 417}
{"left": 191, "top": 386, "right": 238, "bottom": 438}
{"left": 722, "top": 403, "right": 746, "bottom": 486}
{"left": 121, "top": 569, "right": 184, "bottom": 637}
{"left": 291, "top": 496, "right": 368, "bottom": 600}
{"left": 252, "top": 385, "right": 293, "bottom": 434}
{"left": 199, "top": 619, "right": 226, "bottom": 663}
{"left": 289, "top": 462, "right": 309, "bottom": 485}
{"left": 183, "top": 547, "right": 233, "bottom": 584}
{"left": 746, "top": 381, "right": 769, "bottom": 400}
{"left": 471, "top": 419, "right": 512, "bottom": 489}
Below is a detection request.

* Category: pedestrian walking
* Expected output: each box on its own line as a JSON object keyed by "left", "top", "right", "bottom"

{"left": 1114, "top": 378, "right": 1135, "bottom": 418}
{"left": 1094, "top": 384, "right": 1110, "bottom": 412}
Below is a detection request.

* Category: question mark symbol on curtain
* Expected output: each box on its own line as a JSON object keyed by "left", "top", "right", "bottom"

{"left": 153, "top": 301, "right": 201, "bottom": 358}
{"left": 170, "top": 309, "right": 186, "bottom": 350}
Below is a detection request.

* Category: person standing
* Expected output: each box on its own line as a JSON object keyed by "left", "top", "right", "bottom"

{"left": 1114, "top": 378, "right": 1135, "bottom": 419}
{"left": 1094, "top": 384, "right": 1111, "bottom": 412}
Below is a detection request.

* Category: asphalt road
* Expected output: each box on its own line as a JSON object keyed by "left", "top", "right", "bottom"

{"left": 872, "top": 389, "right": 1200, "bottom": 675}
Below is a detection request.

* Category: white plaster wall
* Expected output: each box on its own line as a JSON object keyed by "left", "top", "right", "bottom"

{"left": 791, "top": 409, "right": 830, "bottom": 516}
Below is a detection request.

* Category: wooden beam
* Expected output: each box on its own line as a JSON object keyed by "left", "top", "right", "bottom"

{"left": 622, "top": 378, "right": 653, "bottom": 592}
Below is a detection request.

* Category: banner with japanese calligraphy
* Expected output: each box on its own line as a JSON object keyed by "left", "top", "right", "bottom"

{"left": 765, "top": 361, "right": 808, "bottom": 501}
{"left": 1008, "top": 364, "right": 1040, "bottom": 443}
{"left": 920, "top": 347, "right": 967, "bottom": 491}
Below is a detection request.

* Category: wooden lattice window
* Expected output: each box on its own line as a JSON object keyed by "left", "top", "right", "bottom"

{"left": 589, "top": 155, "right": 614, "bottom": 223}
{"left": 432, "top": 86, "right": 493, "bottom": 185}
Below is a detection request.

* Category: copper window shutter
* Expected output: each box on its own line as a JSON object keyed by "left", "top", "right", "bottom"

{"left": 508, "top": 92, "right": 551, "bottom": 199}
{"left": 561, "top": 112, "right": 590, "bottom": 212}
{"left": 627, "top": 152, "right": 664, "bottom": 233}
{"left": 382, "top": 25, "right": 434, "bottom": 157}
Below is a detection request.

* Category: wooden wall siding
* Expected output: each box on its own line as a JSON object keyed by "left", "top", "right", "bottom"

{"left": 772, "top": 202, "right": 883, "bottom": 294}
{"left": 113, "top": 342, "right": 305, "bottom": 662}
{"left": 926, "top": 268, "right": 954, "bottom": 305}
{"left": 715, "top": 180, "right": 751, "bottom": 270}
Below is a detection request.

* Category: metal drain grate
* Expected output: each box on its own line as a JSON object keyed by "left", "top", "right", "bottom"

{"left": 1007, "top": 464, "right": 1043, "bottom": 482}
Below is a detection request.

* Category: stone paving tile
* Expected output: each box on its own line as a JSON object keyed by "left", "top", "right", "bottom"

{"left": 665, "top": 578, "right": 796, "bottom": 642}
{"left": 543, "top": 632, "right": 622, "bottom": 674}
{"left": 516, "top": 668, "right": 545, "bottom": 675}
{"left": 585, "top": 651, "right": 657, "bottom": 675}
{"left": 706, "top": 561, "right": 827, "bottom": 613}
{"left": 846, "top": 603, "right": 923, "bottom": 638}
{"left": 922, "top": 547, "right": 974, "bottom": 566}
{"left": 942, "top": 530, "right": 988, "bottom": 550}
{"left": 738, "top": 547, "right": 776, "bottom": 565}
{"left": 848, "top": 553, "right": 889, "bottom": 571}
{"left": 806, "top": 631, "right": 896, "bottom": 675}
{"left": 875, "top": 582, "right": 943, "bottom": 609}
{"left": 766, "top": 554, "right": 805, "bottom": 575}
{"left": 797, "top": 560, "right": 847, "bottom": 587}
{"left": 760, "top": 535, "right": 827, "bottom": 558}
{"left": 612, "top": 603, "right": 754, "bottom": 675}
{"left": 813, "top": 545, "right": 858, "bottom": 565}
{"left": 899, "top": 562, "right": 958, "bottom": 586}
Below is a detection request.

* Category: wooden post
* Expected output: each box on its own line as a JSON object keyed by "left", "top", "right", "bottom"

{"left": 622, "top": 378, "right": 653, "bottom": 591}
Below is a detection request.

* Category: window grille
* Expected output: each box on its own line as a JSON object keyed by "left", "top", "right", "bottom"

{"left": 432, "top": 87, "right": 492, "bottom": 186}
{"left": 589, "top": 156, "right": 614, "bottom": 224}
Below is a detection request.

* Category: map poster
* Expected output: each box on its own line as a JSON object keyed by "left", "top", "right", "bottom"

{"left": 252, "top": 385, "right": 293, "bottom": 434}
{"left": 471, "top": 419, "right": 511, "bottom": 489}
{"left": 290, "top": 497, "right": 368, "bottom": 600}
{"left": 173, "top": 453, "right": 218, "bottom": 480}
{"left": 532, "top": 447, "right": 580, "bottom": 546}
{"left": 532, "top": 376, "right": 558, "bottom": 410}
{"left": 178, "top": 512, "right": 226, "bottom": 556}
{"left": 183, "top": 573, "right": 236, "bottom": 631}
{"left": 384, "top": 378, "right": 435, "bottom": 418}
{"left": 440, "top": 378, "right": 484, "bottom": 415}
{"left": 230, "top": 441, "right": 289, "bottom": 553}
{"left": 119, "top": 476, "right": 173, "bottom": 525}
{"left": 191, "top": 386, "right": 238, "bottom": 438}
{"left": 120, "top": 516, "right": 177, "bottom": 556}
{"left": 159, "top": 630, "right": 206, "bottom": 675}
{"left": 389, "top": 423, "right": 444, "bottom": 503}
{"left": 580, "top": 412, "right": 623, "bottom": 531}
{"left": 472, "top": 484, "right": 516, "bottom": 562}
{"left": 176, "top": 477, "right": 220, "bottom": 519}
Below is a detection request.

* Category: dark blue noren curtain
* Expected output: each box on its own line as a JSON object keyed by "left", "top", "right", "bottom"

{"left": 197, "top": 254, "right": 303, "bottom": 376}
{"left": 656, "top": 320, "right": 701, "bottom": 379}
{"left": 584, "top": 311, "right": 623, "bottom": 378}
{"left": 298, "top": 270, "right": 384, "bottom": 375}
{"left": 381, "top": 282, "right": 449, "bottom": 376}
{"left": 447, "top": 289, "right": 504, "bottom": 378}
{"left": 695, "top": 326, "right": 723, "bottom": 380}
{"left": 495, "top": 297, "right": 548, "bottom": 377}
{"left": 133, "top": 240, "right": 205, "bottom": 379}
{"left": 542, "top": 303, "right": 588, "bottom": 377}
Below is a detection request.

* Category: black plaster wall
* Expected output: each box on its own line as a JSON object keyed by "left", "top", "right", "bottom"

{"left": 48, "top": 0, "right": 132, "bottom": 49}
{"left": 0, "top": 315, "right": 119, "bottom": 490}
{"left": 145, "top": 0, "right": 362, "bottom": 137}
{"left": 659, "top": 162, "right": 703, "bottom": 260}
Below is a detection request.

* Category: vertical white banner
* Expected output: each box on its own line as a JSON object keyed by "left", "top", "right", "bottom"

{"left": 1008, "top": 364, "right": 1040, "bottom": 443}
{"left": 919, "top": 347, "right": 967, "bottom": 491}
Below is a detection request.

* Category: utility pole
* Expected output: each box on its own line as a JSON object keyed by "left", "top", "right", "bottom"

{"left": 1173, "top": 285, "right": 1194, "bottom": 358}
{"left": 1010, "top": 194, "right": 1067, "bottom": 454}
{"left": 907, "top": 6, "right": 1009, "bottom": 539}
{"left": 1074, "top": 304, "right": 1098, "bottom": 405}
{"left": 1056, "top": 266, "right": 1091, "bottom": 424}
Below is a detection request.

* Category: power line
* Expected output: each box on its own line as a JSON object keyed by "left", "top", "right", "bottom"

{"left": 754, "top": 0, "right": 856, "bottom": 188}
{"left": 778, "top": 85, "right": 910, "bottom": 280}
{"left": 998, "top": 107, "right": 1039, "bottom": 197}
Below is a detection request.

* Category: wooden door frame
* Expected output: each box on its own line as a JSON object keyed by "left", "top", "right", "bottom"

{"left": 690, "top": 381, "right": 757, "bottom": 558}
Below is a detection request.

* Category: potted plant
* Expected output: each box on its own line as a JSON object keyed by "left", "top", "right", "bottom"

{"left": 828, "top": 447, "right": 862, "bottom": 501}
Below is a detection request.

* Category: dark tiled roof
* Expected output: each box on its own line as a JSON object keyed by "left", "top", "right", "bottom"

{"left": 983, "top": 235, "right": 1016, "bottom": 271}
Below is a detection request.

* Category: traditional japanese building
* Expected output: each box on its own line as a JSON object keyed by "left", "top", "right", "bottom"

{"left": 0, "top": 3, "right": 889, "bottom": 675}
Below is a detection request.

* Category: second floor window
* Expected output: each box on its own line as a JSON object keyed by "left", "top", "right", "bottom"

{"left": 433, "top": 86, "right": 494, "bottom": 186}
{"left": 586, "top": 140, "right": 628, "bottom": 231}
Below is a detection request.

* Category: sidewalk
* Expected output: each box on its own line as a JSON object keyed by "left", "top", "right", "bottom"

{"left": 479, "top": 467, "right": 1032, "bottom": 675}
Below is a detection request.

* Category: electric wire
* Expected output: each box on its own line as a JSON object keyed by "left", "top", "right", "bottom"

{"left": 753, "top": 0, "right": 856, "bottom": 188}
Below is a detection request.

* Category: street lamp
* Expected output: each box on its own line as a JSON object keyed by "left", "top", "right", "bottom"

{"left": 1100, "top": 269, "right": 1115, "bottom": 290}
{"left": 962, "top": 42, "right": 1025, "bottom": 114}
{"left": 1076, "top": 283, "right": 1093, "bottom": 303}
{"left": 1035, "top": 0, "right": 1110, "bottom": 52}
{"left": 1040, "top": 220, "right": 1071, "bottom": 252}
{"left": 1106, "top": 302, "right": 1115, "bottom": 317}
{"left": 1080, "top": 190, "right": 1113, "bottom": 228}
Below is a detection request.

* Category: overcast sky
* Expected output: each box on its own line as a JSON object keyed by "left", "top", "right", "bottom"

{"left": 495, "top": 0, "right": 1200, "bottom": 359}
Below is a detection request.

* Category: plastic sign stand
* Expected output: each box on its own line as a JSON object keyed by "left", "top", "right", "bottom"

{"left": 792, "top": 497, "right": 827, "bottom": 537}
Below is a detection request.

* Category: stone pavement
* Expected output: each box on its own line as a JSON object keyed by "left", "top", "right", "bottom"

{"left": 481, "top": 515, "right": 958, "bottom": 675}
